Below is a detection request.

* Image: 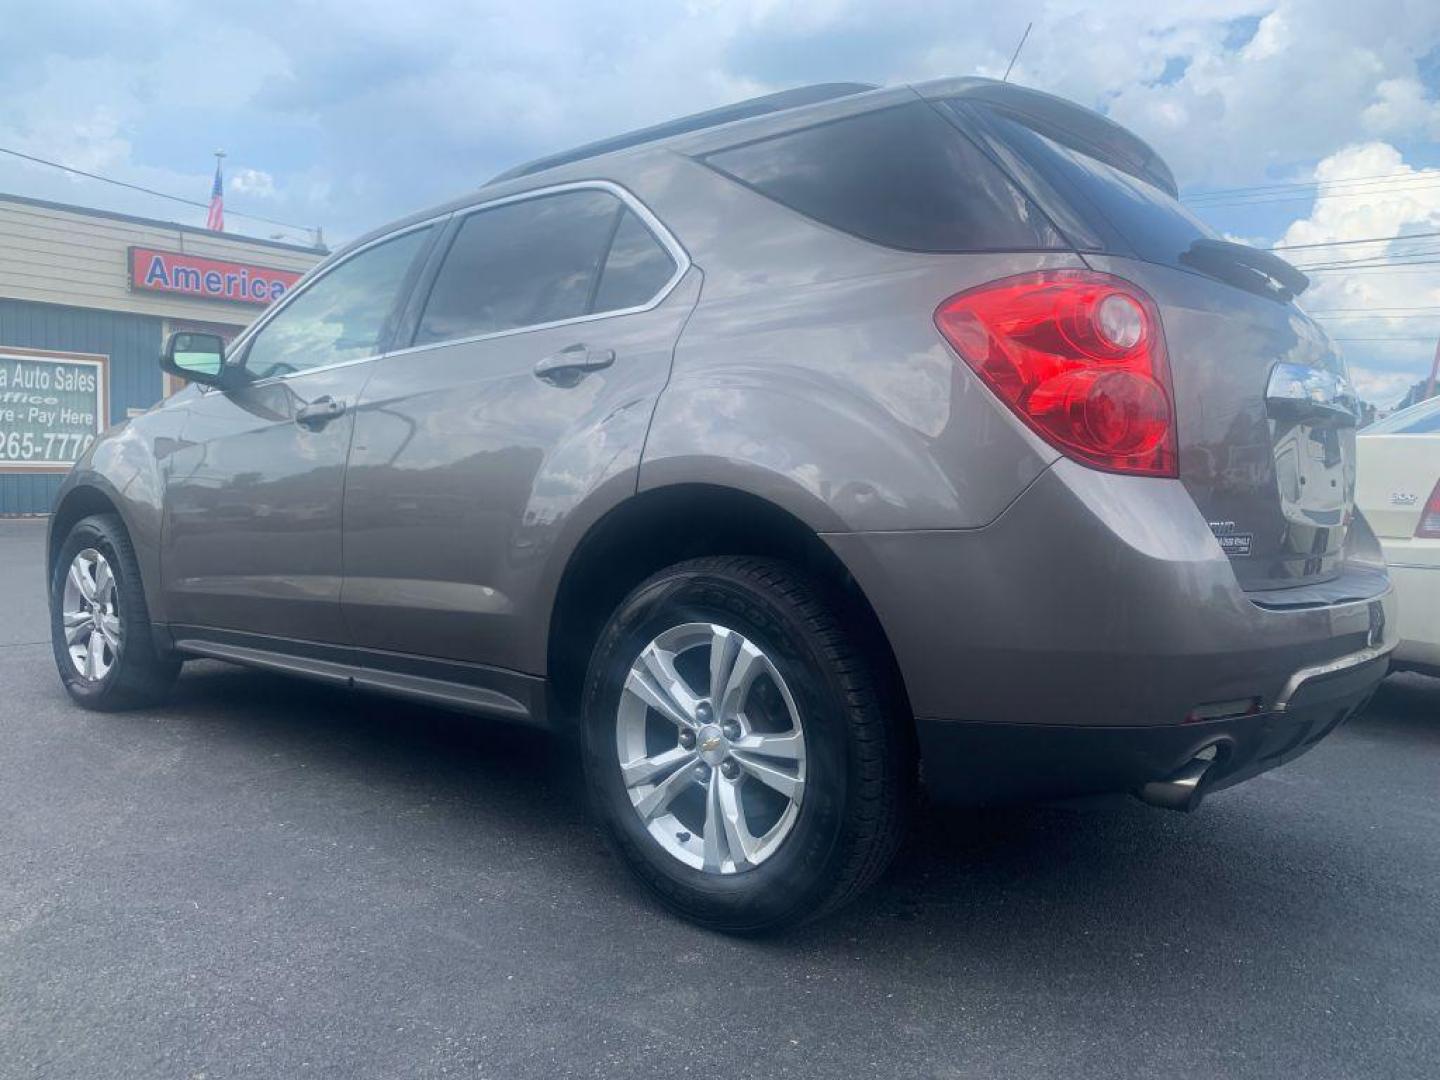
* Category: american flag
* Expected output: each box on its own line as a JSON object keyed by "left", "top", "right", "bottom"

{"left": 205, "top": 159, "right": 224, "bottom": 232}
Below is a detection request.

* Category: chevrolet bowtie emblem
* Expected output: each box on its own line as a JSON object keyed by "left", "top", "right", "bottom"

{"left": 701, "top": 737, "right": 723, "bottom": 752}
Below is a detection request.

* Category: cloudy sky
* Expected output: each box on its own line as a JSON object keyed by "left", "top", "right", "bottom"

{"left": 2, "top": 0, "right": 1439, "bottom": 404}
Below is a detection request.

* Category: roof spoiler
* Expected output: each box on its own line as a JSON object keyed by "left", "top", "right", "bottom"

{"left": 922, "top": 78, "right": 1179, "bottom": 199}
{"left": 1181, "top": 239, "right": 1310, "bottom": 302}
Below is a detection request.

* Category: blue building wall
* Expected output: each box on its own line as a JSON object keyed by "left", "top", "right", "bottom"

{"left": 0, "top": 298, "right": 164, "bottom": 515}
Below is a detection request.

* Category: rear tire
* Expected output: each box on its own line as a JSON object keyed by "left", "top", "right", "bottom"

{"left": 580, "top": 556, "right": 911, "bottom": 932}
{"left": 50, "top": 514, "right": 179, "bottom": 711}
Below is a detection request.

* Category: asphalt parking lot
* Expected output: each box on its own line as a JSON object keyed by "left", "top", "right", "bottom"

{"left": 2, "top": 518, "right": 1438, "bottom": 1080}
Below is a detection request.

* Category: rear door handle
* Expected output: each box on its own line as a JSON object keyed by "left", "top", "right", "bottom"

{"left": 295, "top": 395, "right": 346, "bottom": 428}
{"left": 534, "top": 344, "right": 615, "bottom": 385}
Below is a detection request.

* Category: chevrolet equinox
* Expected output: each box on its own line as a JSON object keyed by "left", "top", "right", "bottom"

{"left": 47, "top": 78, "right": 1397, "bottom": 931}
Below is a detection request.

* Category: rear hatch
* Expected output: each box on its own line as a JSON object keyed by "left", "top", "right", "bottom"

{"left": 936, "top": 87, "right": 1360, "bottom": 592}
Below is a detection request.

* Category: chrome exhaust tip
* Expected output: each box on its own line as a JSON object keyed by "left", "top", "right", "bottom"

{"left": 1136, "top": 751, "right": 1216, "bottom": 813}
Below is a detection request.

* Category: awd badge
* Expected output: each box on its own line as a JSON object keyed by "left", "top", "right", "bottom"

{"left": 1208, "top": 521, "right": 1253, "bottom": 557}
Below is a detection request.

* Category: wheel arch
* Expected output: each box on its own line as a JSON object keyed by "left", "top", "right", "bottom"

{"left": 545, "top": 482, "right": 913, "bottom": 734}
{"left": 48, "top": 483, "right": 126, "bottom": 585}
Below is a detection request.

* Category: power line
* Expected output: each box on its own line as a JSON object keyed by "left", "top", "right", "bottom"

{"left": 0, "top": 144, "right": 321, "bottom": 245}
{"left": 1329, "top": 336, "right": 1440, "bottom": 342}
{"left": 1189, "top": 180, "right": 1440, "bottom": 209}
{"left": 1186, "top": 169, "right": 1417, "bottom": 200}
{"left": 1304, "top": 265, "right": 1440, "bottom": 275}
{"left": 1186, "top": 170, "right": 1439, "bottom": 203}
{"left": 1274, "top": 230, "right": 1440, "bottom": 251}
{"left": 1292, "top": 244, "right": 1440, "bottom": 264}
{"left": 1300, "top": 261, "right": 1440, "bottom": 273}
{"left": 1292, "top": 249, "right": 1440, "bottom": 271}
{"left": 1307, "top": 306, "right": 1440, "bottom": 313}
{"left": 1189, "top": 179, "right": 1436, "bottom": 204}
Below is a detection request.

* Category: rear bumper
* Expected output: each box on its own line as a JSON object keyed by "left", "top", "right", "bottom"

{"left": 914, "top": 655, "right": 1386, "bottom": 804}
{"left": 824, "top": 458, "right": 1397, "bottom": 802}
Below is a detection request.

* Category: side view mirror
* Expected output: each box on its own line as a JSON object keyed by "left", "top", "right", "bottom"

{"left": 161, "top": 331, "right": 228, "bottom": 387}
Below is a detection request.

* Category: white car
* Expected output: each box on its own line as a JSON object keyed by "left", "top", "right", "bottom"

{"left": 1357, "top": 396, "right": 1440, "bottom": 675}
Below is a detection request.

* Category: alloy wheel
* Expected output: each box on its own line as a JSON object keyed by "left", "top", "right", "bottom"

{"left": 616, "top": 622, "right": 806, "bottom": 874}
{"left": 61, "top": 548, "right": 121, "bottom": 681}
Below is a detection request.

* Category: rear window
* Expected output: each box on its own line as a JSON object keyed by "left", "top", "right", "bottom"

{"left": 961, "top": 103, "right": 1219, "bottom": 269}
{"left": 703, "top": 102, "right": 1066, "bottom": 253}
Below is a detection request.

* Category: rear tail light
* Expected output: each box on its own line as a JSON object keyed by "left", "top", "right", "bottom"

{"left": 1417, "top": 478, "right": 1440, "bottom": 539}
{"left": 935, "top": 270, "right": 1178, "bottom": 477}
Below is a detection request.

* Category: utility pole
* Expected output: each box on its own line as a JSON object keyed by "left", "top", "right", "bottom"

{"left": 1426, "top": 336, "right": 1439, "bottom": 403}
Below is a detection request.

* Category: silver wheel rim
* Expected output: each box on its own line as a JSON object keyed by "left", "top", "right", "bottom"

{"left": 61, "top": 548, "right": 121, "bottom": 681}
{"left": 616, "top": 622, "right": 807, "bottom": 874}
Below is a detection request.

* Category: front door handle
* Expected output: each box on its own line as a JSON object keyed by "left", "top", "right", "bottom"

{"left": 534, "top": 344, "right": 615, "bottom": 385}
{"left": 295, "top": 395, "right": 346, "bottom": 429}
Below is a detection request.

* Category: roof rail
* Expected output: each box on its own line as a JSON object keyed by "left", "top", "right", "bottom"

{"left": 487, "top": 82, "right": 878, "bottom": 185}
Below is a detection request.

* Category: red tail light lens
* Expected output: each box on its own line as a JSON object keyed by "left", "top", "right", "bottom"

{"left": 935, "top": 270, "right": 1178, "bottom": 477}
{"left": 1417, "top": 478, "right": 1440, "bottom": 539}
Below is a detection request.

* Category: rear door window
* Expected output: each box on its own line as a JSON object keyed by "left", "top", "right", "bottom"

{"left": 415, "top": 191, "right": 680, "bottom": 346}
{"left": 416, "top": 190, "right": 618, "bottom": 345}
{"left": 703, "top": 101, "right": 1066, "bottom": 253}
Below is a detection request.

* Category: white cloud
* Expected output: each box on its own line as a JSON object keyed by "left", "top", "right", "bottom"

{"left": 229, "top": 168, "right": 277, "bottom": 199}
{"left": 1277, "top": 143, "right": 1440, "bottom": 406}
{"left": 1099, "top": 0, "right": 1440, "bottom": 185}
{"left": 1363, "top": 78, "right": 1440, "bottom": 139}
{"left": 0, "top": 0, "right": 1437, "bottom": 249}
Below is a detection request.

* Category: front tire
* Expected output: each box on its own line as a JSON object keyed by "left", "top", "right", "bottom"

{"left": 580, "top": 556, "right": 911, "bottom": 932}
{"left": 50, "top": 513, "right": 179, "bottom": 710}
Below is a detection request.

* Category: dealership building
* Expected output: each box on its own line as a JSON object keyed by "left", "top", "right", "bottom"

{"left": 0, "top": 192, "right": 325, "bottom": 515}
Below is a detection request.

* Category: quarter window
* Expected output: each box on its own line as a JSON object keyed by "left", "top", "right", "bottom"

{"left": 593, "top": 208, "right": 678, "bottom": 312}
{"left": 704, "top": 102, "right": 1065, "bottom": 253}
{"left": 243, "top": 228, "right": 432, "bottom": 380}
{"left": 414, "top": 190, "right": 677, "bottom": 346}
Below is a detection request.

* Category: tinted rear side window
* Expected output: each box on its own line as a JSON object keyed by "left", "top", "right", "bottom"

{"left": 416, "top": 190, "right": 619, "bottom": 345}
{"left": 416, "top": 192, "right": 679, "bottom": 345}
{"left": 704, "top": 101, "right": 1065, "bottom": 253}
{"left": 964, "top": 104, "right": 1218, "bottom": 269}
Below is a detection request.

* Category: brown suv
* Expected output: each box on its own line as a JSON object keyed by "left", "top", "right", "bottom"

{"left": 49, "top": 78, "right": 1396, "bottom": 930}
